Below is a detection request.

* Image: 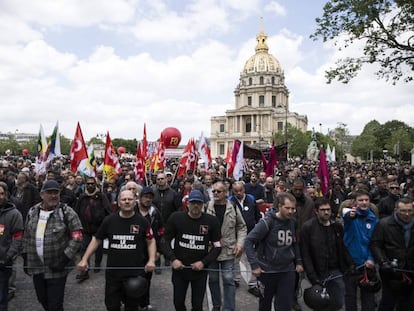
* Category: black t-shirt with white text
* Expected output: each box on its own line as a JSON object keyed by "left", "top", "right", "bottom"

{"left": 95, "top": 212, "right": 153, "bottom": 276}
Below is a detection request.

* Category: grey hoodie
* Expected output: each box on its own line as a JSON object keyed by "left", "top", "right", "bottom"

{"left": 244, "top": 208, "right": 301, "bottom": 272}
{"left": 0, "top": 200, "right": 24, "bottom": 264}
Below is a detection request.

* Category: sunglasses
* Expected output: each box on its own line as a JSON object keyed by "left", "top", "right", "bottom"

{"left": 389, "top": 186, "right": 400, "bottom": 190}
{"left": 212, "top": 190, "right": 223, "bottom": 194}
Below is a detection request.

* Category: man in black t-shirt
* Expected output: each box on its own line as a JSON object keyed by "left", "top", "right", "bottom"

{"left": 161, "top": 189, "right": 221, "bottom": 311}
{"left": 77, "top": 189, "right": 156, "bottom": 310}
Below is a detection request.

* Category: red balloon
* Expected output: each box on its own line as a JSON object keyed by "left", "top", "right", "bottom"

{"left": 117, "top": 146, "right": 126, "bottom": 154}
{"left": 162, "top": 127, "right": 181, "bottom": 148}
{"left": 22, "top": 149, "right": 29, "bottom": 156}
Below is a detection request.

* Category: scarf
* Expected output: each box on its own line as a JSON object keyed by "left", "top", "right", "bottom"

{"left": 393, "top": 212, "right": 414, "bottom": 248}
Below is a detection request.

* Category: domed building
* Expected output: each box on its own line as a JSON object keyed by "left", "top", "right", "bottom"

{"left": 210, "top": 24, "right": 308, "bottom": 157}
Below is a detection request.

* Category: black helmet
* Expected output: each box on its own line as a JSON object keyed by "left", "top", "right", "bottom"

{"left": 358, "top": 268, "right": 382, "bottom": 293}
{"left": 123, "top": 276, "right": 148, "bottom": 298}
{"left": 303, "top": 284, "right": 331, "bottom": 309}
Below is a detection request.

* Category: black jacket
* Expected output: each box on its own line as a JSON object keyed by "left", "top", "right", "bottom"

{"left": 377, "top": 194, "right": 399, "bottom": 218}
{"left": 370, "top": 214, "right": 414, "bottom": 271}
{"left": 300, "top": 217, "right": 352, "bottom": 284}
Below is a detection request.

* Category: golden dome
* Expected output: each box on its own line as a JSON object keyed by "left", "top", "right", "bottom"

{"left": 243, "top": 22, "right": 282, "bottom": 74}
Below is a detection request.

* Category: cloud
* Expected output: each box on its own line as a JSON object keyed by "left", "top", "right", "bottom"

{"left": 0, "top": 0, "right": 136, "bottom": 27}
{"left": 264, "top": 1, "right": 287, "bottom": 16}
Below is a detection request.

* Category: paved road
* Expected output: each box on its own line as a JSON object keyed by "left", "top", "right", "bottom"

{"left": 9, "top": 256, "right": 314, "bottom": 311}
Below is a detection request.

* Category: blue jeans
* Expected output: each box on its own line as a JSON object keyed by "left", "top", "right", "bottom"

{"left": 0, "top": 268, "right": 12, "bottom": 311}
{"left": 208, "top": 259, "right": 236, "bottom": 311}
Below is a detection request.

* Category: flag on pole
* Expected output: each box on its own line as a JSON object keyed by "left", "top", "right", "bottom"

{"left": 177, "top": 139, "right": 198, "bottom": 178}
{"left": 225, "top": 146, "right": 233, "bottom": 178}
{"left": 134, "top": 142, "right": 145, "bottom": 183}
{"left": 198, "top": 132, "right": 212, "bottom": 169}
{"left": 263, "top": 141, "right": 278, "bottom": 177}
{"left": 69, "top": 122, "right": 89, "bottom": 174}
{"left": 331, "top": 146, "right": 336, "bottom": 162}
{"left": 317, "top": 148, "right": 330, "bottom": 196}
{"left": 35, "top": 124, "right": 48, "bottom": 174}
{"left": 142, "top": 123, "right": 150, "bottom": 171}
{"left": 153, "top": 132, "right": 166, "bottom": 171}
{"left": 48, "top": 121, "right": 61, "bottom": 159}
{"left": 103, "top": 132, "right": 121, "bottom": 180}
{"left": 326, "top": 144, "right": 332, "bottom": 162}
{"left": 233, "top": 140, "right": 244, "bottom": 181}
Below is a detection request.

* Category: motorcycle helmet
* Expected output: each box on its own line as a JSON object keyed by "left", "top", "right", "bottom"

{"left": 124, "top": 275, "right": 148, "bottom": 298}
{"left": 303, "top": 284, "right": 331, "bottom": 309}
{"left": 358, "top": 268, "right": 382, "bottom": 293}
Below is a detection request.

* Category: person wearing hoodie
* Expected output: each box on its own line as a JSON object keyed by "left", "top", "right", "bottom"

{"left": 343, "top": 189, "right": 378, "bottom": 311}
{"left": 244, "top": 192, "right": 303, "bottom": 311}
{"left": 0, "top": 181, "right": 23, "bottom": 310}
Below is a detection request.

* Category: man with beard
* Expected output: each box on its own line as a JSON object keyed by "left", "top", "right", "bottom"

{"left": 263, "top": 177, "right": 277, "bottom": 204}
{"left": 161, "top": 190, "right": 221, "bottom": 311}
{"left": 77, "top": 189, "right": 156, "bottom": 311}
{"left": 290, "top": 179, "right": 315, "bottom": 311}
{"left": 370, "top": 198, "right": 414, "bottom": 310}
{"left": 11, "top": 172, "right": 41, "bottom": 222}
{"left": 245, "top": 172, "right": 265, "bottom": 205}
{"left": 137, "top": 187, "right": 164, "bottom": 311}
{"left": 152, "top": 172, "right": 181, "bottom": 273}
{"left": 75, "top": 177, "right": 111, "bottom": 281}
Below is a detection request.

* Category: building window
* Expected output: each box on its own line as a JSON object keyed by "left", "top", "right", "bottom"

{"left": 248, "top": 96, "right": 252, "bottom": 106}
{"left": 272, "top": 77, "right": 275, "bottom": 84}
{"left": 278, "top": 122, "right": 284, "bottom": 131}
{"left": 246, "top": 119, "right": 252, "bottom": 133}
{"left": 260, "top": 76, "right": 264, "bottom": 85}
{"left": 249, "top": 77, "right": 252, "bottom": 85}
{"left": 259, "top": 95, "right": 264, "bottom": 107}
{"left": 272, "top": 96, "right": 276, "bottom": 107}
{"left": 219, "top": 144, "right": 225, "bottom": 155}
{"left": 219, "top": 124, "right": 225, "bottom": 132}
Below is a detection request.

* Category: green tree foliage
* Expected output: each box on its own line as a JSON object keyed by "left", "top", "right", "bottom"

{"left": 312, "top": 0, "right": 414, "bottom": 84}
{"left": 0, "top": 139, "right": 21, "bottom": 156}
{"left": 351, "top": 119, "right": 414, "bottom": 161}
{"left": 112, "top": 138, "right": 138, "bottom": 154}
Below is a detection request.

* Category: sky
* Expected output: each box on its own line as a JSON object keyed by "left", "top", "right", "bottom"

{"left": 0, "top": 0, "right": 413, "bottom": 144}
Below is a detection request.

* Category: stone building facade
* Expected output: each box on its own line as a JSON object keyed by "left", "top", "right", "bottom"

{"left": 210, "top": 25, "right": 307, "bottom": 157}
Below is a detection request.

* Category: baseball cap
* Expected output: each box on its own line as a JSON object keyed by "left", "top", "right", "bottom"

{"left": 141, "top": 186, "right": 154, "bottom": 196}
{"left": 41, "top": 180, "right": 61, "bottom": 192}
{"left": 188, "top": 190, "right": 204, "bottom": 203}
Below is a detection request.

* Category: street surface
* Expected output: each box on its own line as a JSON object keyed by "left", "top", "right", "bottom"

{"left": 9, "top": 256, "right": 315, "bottom": 311}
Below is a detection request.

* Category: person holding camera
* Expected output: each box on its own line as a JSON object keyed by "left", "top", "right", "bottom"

{"left": 370, "top": 197, "right": 414, "bottom": 311}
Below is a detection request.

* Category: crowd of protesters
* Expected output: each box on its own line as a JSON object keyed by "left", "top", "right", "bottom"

{"left": 0, "top": 154, "right": 413, "bottom": 310}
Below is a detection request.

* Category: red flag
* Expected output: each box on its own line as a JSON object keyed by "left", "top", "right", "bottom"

{"left": 177, "top": 139, "right": 198, "bottom": 178}
{"left": 226, "top": 145, "right": 234, "bottom": 178}
{"left": 265, "top": 141, "right": 278, "bottom": 177}
{"left": 317, "top": 148, "right": 330, "bottom": 196}
{"left": 142, "top": 123, "right": 150, "bottom": 171}
{"left": 134, "top": 142, "right": 145, "bottom": 183}
{"left": 154, "top": 132, "right": 166, "bottom": 171}
{"left": 198, "top": 132, "right": 212, "bottom": 168}
{"left": 103, "top": 132, "right": 121, "bottom": 180}
{"left": 69, "top": 122, "right": 88, "bottom": 173}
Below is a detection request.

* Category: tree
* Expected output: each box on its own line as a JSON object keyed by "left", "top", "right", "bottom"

{"left": 351, "top": 119, "right": 414, "bottom": 161}
{"left": 311, "top": 0, "right": 414, "bottom": 84}
{"left": 351, "top": 120, "right": 382, "bottom": 159}
{"left": 273, "top": 125, "right": 310, "bottom": 158}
